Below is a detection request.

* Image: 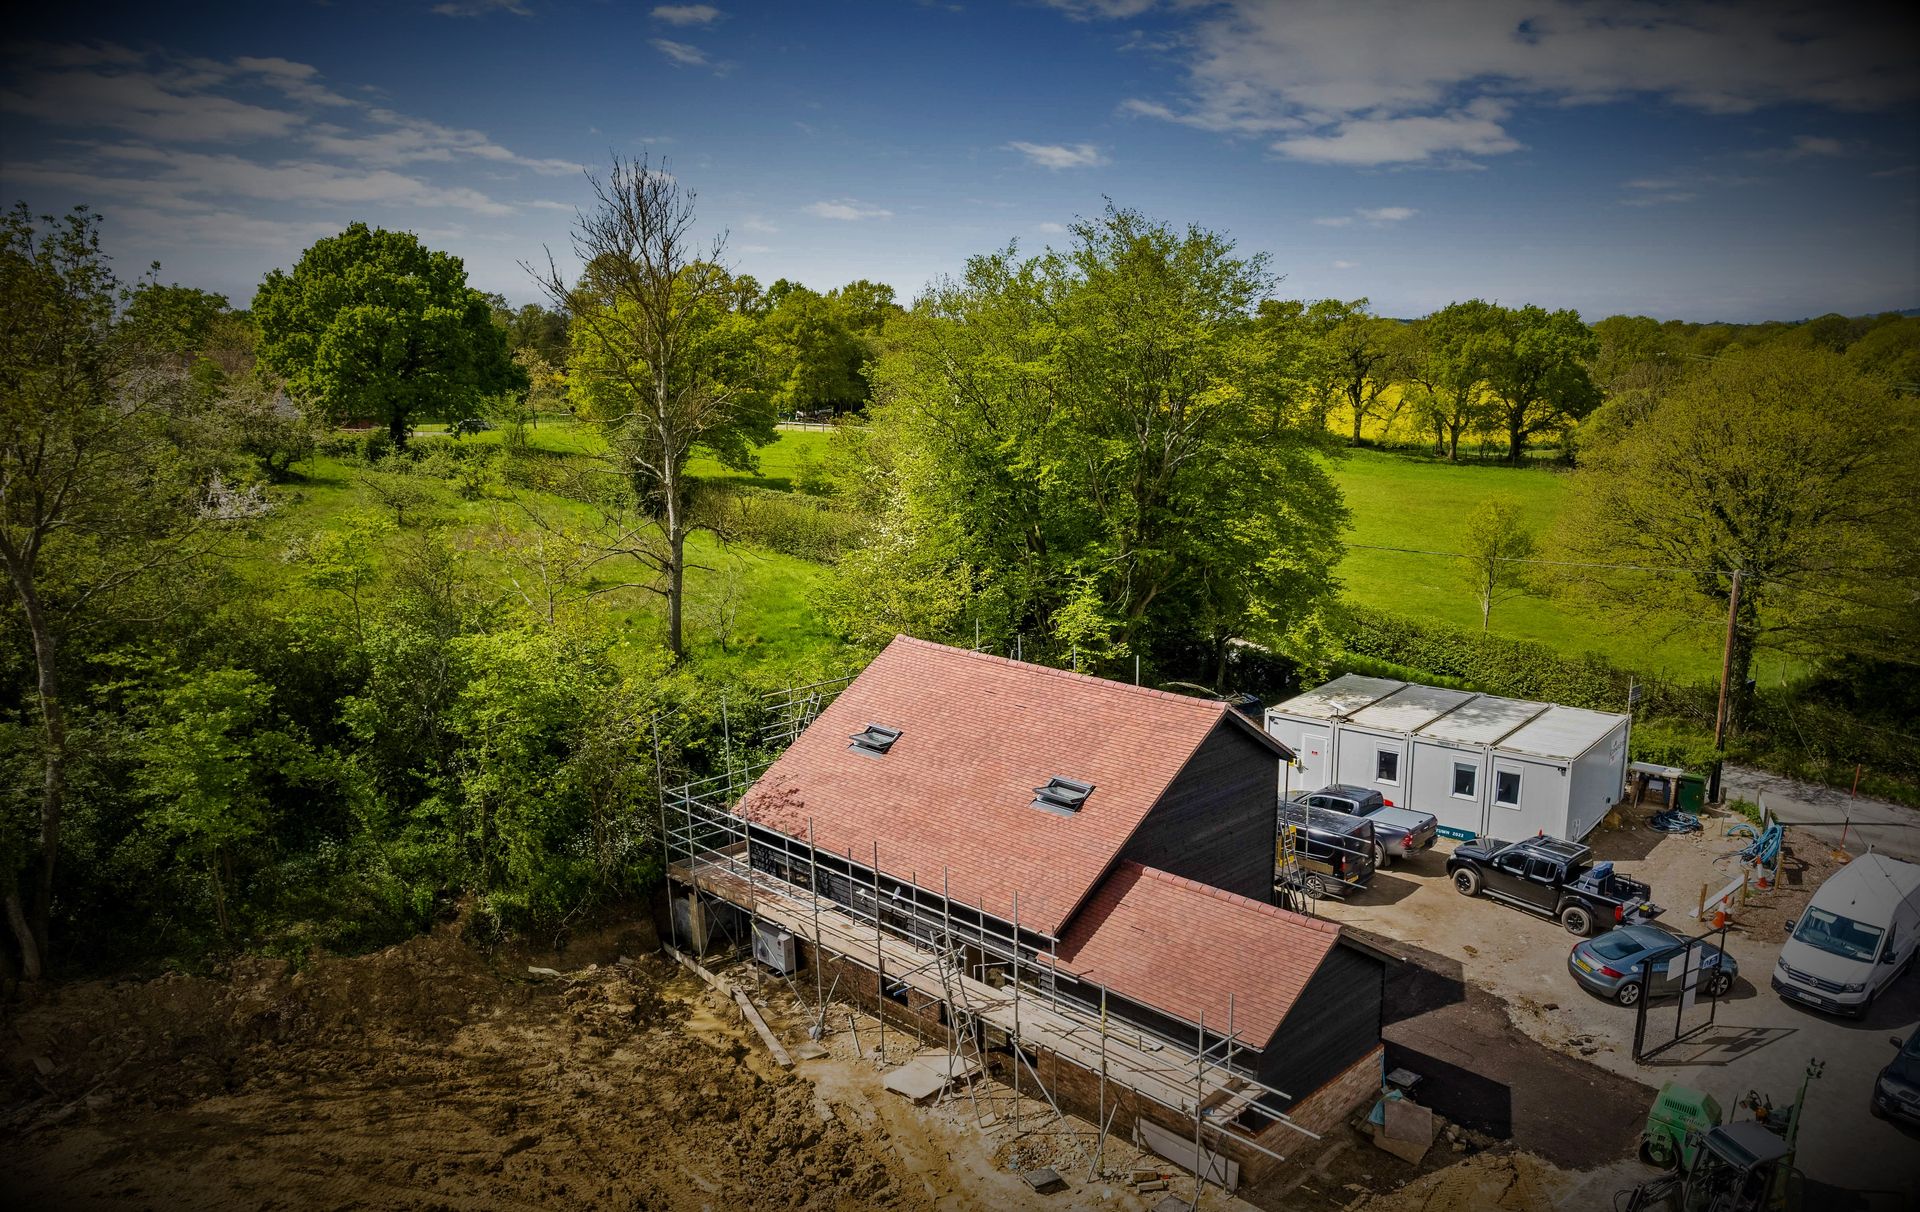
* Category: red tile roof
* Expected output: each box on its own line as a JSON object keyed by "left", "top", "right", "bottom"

{"left": 733, "top": 635, "right": 1285, "bottom": 937}
{"left": 1041, "top": 862, "right": 1342, "bottom": 1047}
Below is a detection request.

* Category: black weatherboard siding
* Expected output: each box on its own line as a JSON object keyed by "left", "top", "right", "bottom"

{"left": 1259, "top": 943, "right": 1385, "bottom": 1106}
{"left": 1118, "top": 720, "right": 1282, "bottom": 904}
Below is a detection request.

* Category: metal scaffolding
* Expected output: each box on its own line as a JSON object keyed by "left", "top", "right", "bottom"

{"left": 652, "top": 679, "right": 1325, "bottom": 1193}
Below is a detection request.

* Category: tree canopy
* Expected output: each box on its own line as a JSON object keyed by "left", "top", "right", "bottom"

{"left": 255, "top": 223, "right": 523, "bottom": 445}
{"left": 828, "top": 206, "right": 1345, "bottom": 681}
{"left": 1558, "top": 344, "right": 1920, "bottom": 728}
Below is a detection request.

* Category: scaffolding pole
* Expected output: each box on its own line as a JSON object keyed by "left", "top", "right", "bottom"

{"left": 1192, "top": 1009, "right": 1206, "bottom": 1212}
{"left": 808, "top": 817, "right": 824, "bottom": 1035}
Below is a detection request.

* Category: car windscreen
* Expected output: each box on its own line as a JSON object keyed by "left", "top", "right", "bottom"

{"left": 1792, "top": 906, "right": 1885, "bottom": 963}
{"left": 1588, "top": 933, "right": 1643, "bottom": 961}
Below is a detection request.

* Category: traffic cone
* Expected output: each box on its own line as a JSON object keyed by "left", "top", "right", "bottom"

{"left": 1712, "top": 907, "right": 1728, "bottom": 929}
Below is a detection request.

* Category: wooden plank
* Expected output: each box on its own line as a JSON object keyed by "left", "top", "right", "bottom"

{"left": 733, "top": 988, "right": 794, "bottom": 1069}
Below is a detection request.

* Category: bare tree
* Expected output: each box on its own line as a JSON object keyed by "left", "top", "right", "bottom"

{"left": 531, "top": 156, "right": 768, "bottom": 659}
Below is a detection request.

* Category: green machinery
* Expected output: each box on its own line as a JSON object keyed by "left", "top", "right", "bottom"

{"left": 1625, "top": 1061, "right": 1822, "bottom": 1212}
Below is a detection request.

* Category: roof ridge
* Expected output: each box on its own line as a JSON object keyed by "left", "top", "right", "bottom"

{"left": 888, "top": 634, "right": 1229, "bottom": 717}
{"left": 1122, "top": 861, "right": 1342, "bottom": 937}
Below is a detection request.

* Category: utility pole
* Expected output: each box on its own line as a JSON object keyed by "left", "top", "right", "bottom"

{"left": 1708, "top": 568, "right": 1743, "bottom": 804}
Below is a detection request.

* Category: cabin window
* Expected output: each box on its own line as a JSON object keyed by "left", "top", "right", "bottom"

{"left": 1375, "top": 749, "right": 1400, "bottom": 784}
{"left": 1494, "top": 769, "right": 1522, "bottom": 807}
{"left": 1452, "top": 763, "right": 1477, "bottom": 798}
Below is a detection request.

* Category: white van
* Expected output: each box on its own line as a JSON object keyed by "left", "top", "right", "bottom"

{"left": 1772, "top": 853, "right": 1920, "bottom": 1017}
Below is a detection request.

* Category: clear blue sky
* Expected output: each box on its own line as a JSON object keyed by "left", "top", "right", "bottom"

{"left": 3, "top": 0, "right": 1915, "bottom": 321}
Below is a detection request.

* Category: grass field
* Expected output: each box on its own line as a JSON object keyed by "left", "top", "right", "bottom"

{"left": 1322, "top": 448, "right": 1774, "bottom": 684}
{"left": 268, "top": 427, "right": 850, "bottom": 674}
{"left": 311, "top": 422, "right": 1751, "bottom": 684}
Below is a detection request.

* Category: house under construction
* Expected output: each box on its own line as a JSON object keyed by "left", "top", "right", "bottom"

{"left": 663, "top": 635, "right": 1388, "bottom": 1188}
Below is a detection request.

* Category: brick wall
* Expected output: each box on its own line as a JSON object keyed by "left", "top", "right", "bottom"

{"left": 1263, "top": 1044, "right": 1384, "bottom": 1139}
{"left": 757, "top": 929, "right": 1382, "bottom": 1191}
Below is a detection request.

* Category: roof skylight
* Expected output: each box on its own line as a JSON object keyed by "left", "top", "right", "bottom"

{"left": 1031, "top": 776, "right": 1094, "bottom": 814}
{"left": 849, "top": 723, "right": 902, "bottom": 757}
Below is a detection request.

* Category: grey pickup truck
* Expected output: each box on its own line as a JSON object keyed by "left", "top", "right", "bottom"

{"left": 1446, "top": 834, "right": 1660, "bottom": 936}
{"left": 1291, "top": 785, "right": 1439, "bottom": 868}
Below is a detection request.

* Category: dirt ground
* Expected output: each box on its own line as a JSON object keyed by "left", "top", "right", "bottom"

{"left": 0, "top": 913, "right": 1258, "bottom": 1212}
{"left": 1, "top": 917, "right": 965, "bottom": 1211}
{"left": 0, "top": 909, "right": 1643, "bottom": 1212}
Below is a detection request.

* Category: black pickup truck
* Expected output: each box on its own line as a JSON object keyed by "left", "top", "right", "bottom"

{"left": 1446, "top": 835, "right": 1660, "bottom": 936}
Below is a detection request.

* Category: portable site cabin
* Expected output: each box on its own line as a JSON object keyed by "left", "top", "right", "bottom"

{"left": 1266, "top": 674, "right": 1630, "bottom": 842}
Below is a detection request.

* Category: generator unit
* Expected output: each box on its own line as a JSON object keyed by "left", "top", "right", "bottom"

{"left": 752, "top": 921, "right": 798, "bottom": 974}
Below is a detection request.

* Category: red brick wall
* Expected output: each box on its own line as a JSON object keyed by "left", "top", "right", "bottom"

{"left": 1262, "top": 1044, "right": 1383, "bottom": 1140}
{"left": 773, "top": 934, "right": 1381, "bottom": 1189}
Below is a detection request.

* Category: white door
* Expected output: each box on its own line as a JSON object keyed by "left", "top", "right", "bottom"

{"left": 1295, "top": 726, "right": 1331, "bottom": 792}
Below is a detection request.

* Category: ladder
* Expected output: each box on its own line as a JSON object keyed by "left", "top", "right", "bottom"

{"left": 1276, "top": 821, "right": 1307, "bottom": 914}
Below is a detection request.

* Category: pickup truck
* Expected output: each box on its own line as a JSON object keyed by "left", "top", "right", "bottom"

{"left": 1446, "top": 835, "right": 1660, "bottom": 936}
{"left": 1291, "top": 785, "right": 1439, "bottom": 868}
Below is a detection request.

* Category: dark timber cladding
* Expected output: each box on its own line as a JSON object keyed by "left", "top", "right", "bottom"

{"left": 719, "top": 634, "right": 1386, "bottom": 1147}
{"left": 1261, "top": 944, "right": 1386, "bottom": 1108}
{"left": 1116, "top": 722, "right": 1285, "bottom": 903}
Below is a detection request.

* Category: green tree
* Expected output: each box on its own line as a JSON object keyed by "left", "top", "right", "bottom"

{"left": 759, "top": 285, "right": 865, "bottom": 415}
{"left": 537, "top": 156, "right": 775, "bottom": 660}
{"left": 1405, "top": 300, "right": 1500, "bottom": 460}
{"left": 119, "top": 279, "right": 233, "bottom": 363}
{"left": 1558, "top": 345, "right": 1920, "bottom": 731}
{"left": 1459, "top": 498, "right": 1537, "bottom": 633}
{"left": 1484, "top": 304, "right": 1600, "bottom": 462}
{"left": 1305, "top": 299, "right": 1399, "bottom": 445}
{"left": 254, "top": 223, "right": 524, "bottom": 447}
{"left": 841, "top": 206, "right": 1345, "bottom": 676}
{"left": 126, "top": 665, "right": 317, "bottom": 937}
{"left": 0, "top": 204, "right": 211, "bottom": 980}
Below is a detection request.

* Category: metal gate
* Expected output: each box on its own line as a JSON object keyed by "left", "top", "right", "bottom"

{"left": 1632, "top": 921, "right": 1731, "bottom": 1063}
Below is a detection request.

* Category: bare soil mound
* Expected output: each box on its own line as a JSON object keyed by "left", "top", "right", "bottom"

{"left": 1, "top": 920, "right": 931, "bottom": 1210}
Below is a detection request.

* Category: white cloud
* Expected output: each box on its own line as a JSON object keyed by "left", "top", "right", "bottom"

{"left": 1273, "top": 107, "right": 1521, "bottom": 166}
{"left": 1036, "top": 221, "right": 1068, "bottom": 234}
{"left": 737, "top": 242, "right": 772, "bottom": 254}
{"left": 804, "top": 199, "right": 893, "bottom": 221}
{"left": 1870, "top": 164, "right": 1917, "bottom": 178}
{"left": 651, "top": 38, "right": 711, "bottom": 68}
{"left": 1315, "top": 207, "right": 1417, "bottom": 227}
{"left": 1042, "top": 0, "right": 1159, "bottom": 19}
{"left": 1089, "top": 1, "right": 1918, "bottom": 168}
{"left": 431, "top": 0, "right": 532, "bottom": 16}
{"left": 651, "top": 4, "right": 721, "bottom": 24}
{"left": 1620, "top": 191, "right": 1697, "bottom": 206}
{"left": 1331, "top": 259, "right": 1356, "bottom": 269}
{"left": 1006, "top": 141, "right": 1109, "bottom": 169}
{"left": 0, "top": 57, "right": 307, "bottom": 142}
{"left": 740, "top": 216, "right": 780, "bottom": 233}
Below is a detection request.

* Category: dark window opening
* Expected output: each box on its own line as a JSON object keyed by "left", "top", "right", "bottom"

{"left": 1032, "top": 776, "right": 1095, "bottom": 814}
{"left": 1495, "top": 769, "right": 1522, "bottom": 807}
{"left": 849, "top": 723, "right": 902, "bottom": 756}
{"left": 1452, "top": 764, "right": 1477, "bottom": 798}
{"left": 1376, "top": 750, "right": 1400, "bottom": 782}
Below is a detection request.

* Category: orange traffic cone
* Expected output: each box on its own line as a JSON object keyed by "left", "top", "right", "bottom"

{"left": 1712, "top": 907, "right": 1728, "bottom": 929}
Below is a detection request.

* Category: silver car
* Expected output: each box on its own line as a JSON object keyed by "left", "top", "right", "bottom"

{"left": 1568, "top": 923, "right": 1738, "bottom": 1007}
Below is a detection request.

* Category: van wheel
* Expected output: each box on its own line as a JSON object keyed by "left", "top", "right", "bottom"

{"left": 1561, "top": 904, "right": 1595, "bottom": 936}
{"left": 1303, "top": 873, "right": 1331, "bottom": 900}
{"left": 1452, "top": 868, "right": 1481, "bottom": 897}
